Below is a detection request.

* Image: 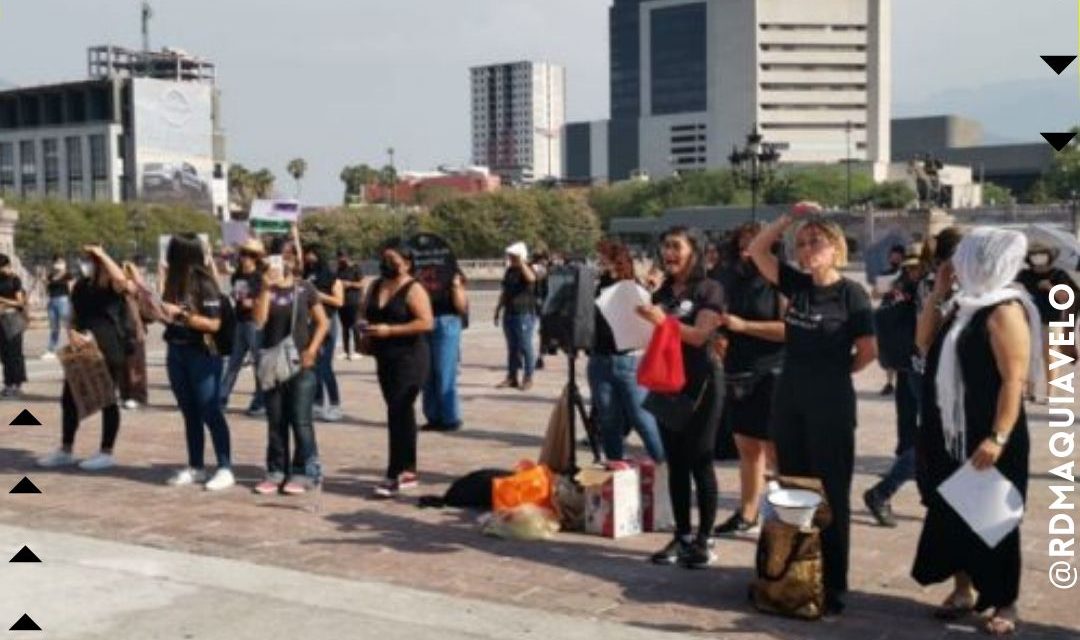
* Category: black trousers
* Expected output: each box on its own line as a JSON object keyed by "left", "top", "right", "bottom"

{"left": 61, "top": 355, "right": 123, "bottom": 451}
{"left": 376, "top": 344, "right": 430, "bottom": 479}
{"left": 340, "top": 305, "right": 361, "bottom": 355}
{"left": 658, "top": 371, "right": 724, "bottom": 540}
{"left": 0, "top": 329, "right": 26, "bottom": 386}
{"left": 771, "top": 369, "right": 856, "bottom": 595}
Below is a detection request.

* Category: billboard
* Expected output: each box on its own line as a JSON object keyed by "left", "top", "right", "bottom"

{"left": 132, "top": 78, "right": 216, "bottom": 213}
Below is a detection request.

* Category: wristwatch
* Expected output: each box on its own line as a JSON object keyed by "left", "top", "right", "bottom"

{"left": 991, "top": 431, "right": 1010, "bottom": 446}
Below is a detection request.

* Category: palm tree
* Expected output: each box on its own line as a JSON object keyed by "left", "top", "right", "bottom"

{"left": 287, "top": 158, "right": 308, "bottom": 198}
{"left": 339, "top": 164, "right": 380, "bottom": 205}
{"left": 252, "top": 169, "right": 276, "bottom": 200}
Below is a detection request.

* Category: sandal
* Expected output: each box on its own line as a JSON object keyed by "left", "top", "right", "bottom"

{"left": 933, "top": 590, "right": 977, "bottom": 621}
{"left": 984, "top": 608, "right": 1017, "bottom": 636}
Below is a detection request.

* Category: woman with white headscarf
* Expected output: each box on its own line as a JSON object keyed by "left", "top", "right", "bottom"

{"left": 912, "top": 227, "right": 1041, "bottom": 637}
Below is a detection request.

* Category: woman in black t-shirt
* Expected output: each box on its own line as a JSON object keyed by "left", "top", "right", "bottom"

{"left": 37, "top": 246, "right": 131, "bottom": 472}
{"left": 161, "top": 235, "right": 234, "bottom": 491}
{"left": 336, "top": 251, "right": 366, "bottom": 361}
{"left": 748, "top": 202, "right": 877, "bottom": 616}
{"left": 636, "top": 227, "right": 725, "bottom": 570}
{"left": 44, "top": 255, "right": 73, "bottom": 357}
{"left": 304, "top": 246, "right": 345, "bottom": 421}
{"left": 252, "top": 234, "right": 330, "bottom": 495}
{"left": 0, "top": 254, "right": 26, "bottom": 396}
{"left": 494, "top": 244, "right": 538, "bottom": 390}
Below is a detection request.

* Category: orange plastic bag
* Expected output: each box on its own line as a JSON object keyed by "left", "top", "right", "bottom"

{"left": 636, "top": 316, "right": 686, "bottom": 393}
{"left": 492, "top": 461, "right": 554, "bottom": 513}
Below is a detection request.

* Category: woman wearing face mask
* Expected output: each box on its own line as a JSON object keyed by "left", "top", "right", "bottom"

{"left": 37, "top": 246, "right": 131, "bottom": 471}
{"left": 363, "top": 239, "right": 434, "bottom": 498}
{"left": 588, "top": 239, "right": 665, "bottom": 463}
{"left": 747, "top": 202, "right": 877, "bottom": 616}
{"left": 0, "top": 253, "right": 26, "bottom": 397}
{"left": 1014, "top": 242, "right": 1076, "bottom": 402}
{"left": 220, "top": 239, "right": 267, "bottom": 416}
{"left": 304, "top": 246, "right": 345, "bottom": 421}
{"left": 912, "top": 228, "right": 1039, "bottom": 637}
{"left": 252, "top": 232, "right": 330, "bottom": 495}
{"left": 43, "top": 254, "right": 74, "bottom": 359}
{"left": 161, "top": 234, "right": 234, "bottom": 491}
{"left": 712, "top": 223, "right": 787, "bottom": 538}
{"left": 636, "top": 227, "right": 725, "bottom": 569}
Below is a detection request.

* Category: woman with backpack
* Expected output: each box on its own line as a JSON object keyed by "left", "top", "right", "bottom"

{"left": 37, "top": 245, "right": 131, "bottom": 472}
{"left": 161, "top": 234, "right": 235, "bottom": 491}
{"left": 252, "top": 232, "right": 330, "bottom": 495}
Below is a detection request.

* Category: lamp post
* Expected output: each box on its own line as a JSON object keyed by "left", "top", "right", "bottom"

{"left": 128, "top": 209, "right": 147, "bottom": 265}
{"left": 386, "top": 146, "right": 396, "bottom": 210}
{"left": 729, "top": 123, "right": 781, "bottom": 222}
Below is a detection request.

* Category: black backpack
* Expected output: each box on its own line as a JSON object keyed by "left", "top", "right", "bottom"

{"left": 417, "top": 469, "right": 513, "bottom": 510}
{"left": 214, "top": 294, "right": 237, "bottom": 356}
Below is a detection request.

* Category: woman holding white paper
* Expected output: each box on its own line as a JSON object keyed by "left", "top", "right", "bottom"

{"left": 912, "top": 228, "right": 1037, "bottom": 637}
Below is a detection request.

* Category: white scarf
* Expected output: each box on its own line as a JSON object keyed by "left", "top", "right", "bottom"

{"left": 935, "top": 228, "right": 1045, "bottom": 462}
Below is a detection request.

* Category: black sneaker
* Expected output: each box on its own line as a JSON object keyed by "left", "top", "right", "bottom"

{"left": 714, "top": 512, "right": 762, "bottom": 538}
{"left": 420, "top": 422, "right": 443, "bottom": 432}
{"left": 680, "top": 538, "right": 716, "bottom": 570}
{"left": 650, "top": 537, "right": 692, "bottom": 566}
{"left": 863, "top": 488, "right": 898, "bottom": 527}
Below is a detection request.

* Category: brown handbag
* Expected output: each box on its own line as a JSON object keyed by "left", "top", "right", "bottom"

{"left": 749, "top": 520, "right": 825, "bottom": 620}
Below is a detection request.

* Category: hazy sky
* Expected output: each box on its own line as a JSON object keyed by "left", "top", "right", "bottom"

{"left": 1, "top": 0, "right": 1077, "bottom": 204}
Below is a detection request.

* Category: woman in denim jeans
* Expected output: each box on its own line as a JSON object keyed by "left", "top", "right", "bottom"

{"left": 44, "top": 255, "right": 73, "bottom": 358}
{"left": 303, "top": 245, "right": 344, "bottom": 421}
{"left": 587, "top": 240, "right": 665, "bottom": 463}
{"left": 160, "top": 235, "right": 234, "bottom": 491}
{"left": 252, "top": 233, "right": 329, "bottom": 496}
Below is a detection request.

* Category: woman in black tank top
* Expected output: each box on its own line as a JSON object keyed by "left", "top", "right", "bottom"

{"left": 363, "top": 239, "right": 434, "bottom": 498}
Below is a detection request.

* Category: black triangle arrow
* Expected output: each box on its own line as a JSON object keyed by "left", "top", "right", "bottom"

{"left": 1042, "top": 132, "right": 1077, "bottom": 151}
{"left": 9, "top": 546, "right": 40, "bottom": 563}
{"left": 1041, "top": 55, "right": 1077, "bottom": 75}
{"left": 9, "top": 477, "right": 41, "bottom": 494}
{"left": 9, "top": 614, "right": 41, "bottom": 631}
{"left": 9, "top": 409, "right": 41, "bottom": 426}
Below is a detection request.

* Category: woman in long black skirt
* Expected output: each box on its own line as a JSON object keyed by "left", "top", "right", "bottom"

{"left": 913, "top": 228, "right": 1039, "bottom": 636}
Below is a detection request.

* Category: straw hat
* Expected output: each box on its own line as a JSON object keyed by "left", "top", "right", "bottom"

{"left": 900, "top": 242, "right": 924, "bottom": 268}
{"left": 239, "top": 238, "right": 266, "bottom": 256}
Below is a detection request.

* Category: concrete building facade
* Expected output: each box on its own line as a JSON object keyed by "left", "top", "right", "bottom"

{"left": 470, "top": 61, "right": 566, "bottom": 185}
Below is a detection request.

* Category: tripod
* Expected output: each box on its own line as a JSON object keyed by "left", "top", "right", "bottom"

{"left": 565, "top": 350, "right": 602, "bottom": 473}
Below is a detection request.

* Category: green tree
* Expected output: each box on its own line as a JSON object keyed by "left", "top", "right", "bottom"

{"left": 1038, "top": 125, "right": 1080, "bottom": 201}
{"left": 866, "top": 181, "right": 917, "bottom": 209}
{"left": 286, "top": 158, "right": 308, "bottom": 198}
{"left": 339, "top": 164, "right": 380, "bottom": 205}
{"left": 982, "top": 182, "right": 1014, "bottom": 207}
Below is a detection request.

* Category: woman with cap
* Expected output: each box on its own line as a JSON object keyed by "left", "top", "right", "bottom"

{"left": 1014, "top": 240, "right": 1076, "bottom": 402}
{"left": 912, "top": 228, "right": 1040, "bottom": 636}
{"left": 494, "top": 242, "right": 538, "bottom": 391}
{"left": 747, "top": 202, "right": 877, "bottom": 615}
{"left": 220, "top": 238, "right": 267, "bottom": 416}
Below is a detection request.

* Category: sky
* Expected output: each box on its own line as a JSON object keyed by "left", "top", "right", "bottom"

{"left": 1, "top": 0, "right": 1078, "bottom": 205}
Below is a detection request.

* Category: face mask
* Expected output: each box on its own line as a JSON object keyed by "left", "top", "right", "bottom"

{"left": 80, "top": 261, "right": 96, "bottom": 279}
{"left": 1029, "top": 253, "right": 1050, "bottom": 267}
{"left": 379, "top": 259, "right": 398, "bottom": 279}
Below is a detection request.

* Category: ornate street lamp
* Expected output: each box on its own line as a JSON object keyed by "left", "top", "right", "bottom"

{"left": 729, "top": 124, "right": 781, "bottom": 222}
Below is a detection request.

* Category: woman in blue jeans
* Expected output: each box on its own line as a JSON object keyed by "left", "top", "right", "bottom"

{"left": 494, "top": 243, "right": 537, "bottom": 391}
{"left": 422, "top": 270, "right": 468, "bottom": 432}
{"left": 160, "top": 234, "right": 234, "bottom": 491}
{"left": 44, "top": 255, "right": 73, "bottom": 357}
{"left": 303, "top": 245, "right": 344, "bottom": 422}
{"left": 252, "top": 233, "right": 329, "bottom": 495}
{"left": 588, "top": 240, "right": 665, "bottom": 462}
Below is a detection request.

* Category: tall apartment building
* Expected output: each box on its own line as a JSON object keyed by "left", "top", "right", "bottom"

{"left": 0, "top": 45, "right": 228, "bottom": 217}
{"left": 567, "top": 0, "right": 891, "bottom": 183}
{"left": 470, "top": 61, "right": 566, "bottom": 184}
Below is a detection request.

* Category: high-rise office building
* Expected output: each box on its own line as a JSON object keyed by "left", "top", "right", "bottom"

{"left": 567, "top": 0, "right": 891, "bottom": 183}
{"left": 470, "top": 61, "right": 565, "bottom": 184}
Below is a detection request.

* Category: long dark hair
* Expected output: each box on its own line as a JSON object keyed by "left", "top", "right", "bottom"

{"left": 658, "top": 226, "right": 708, "bottom": 284}
{"left": 163, "top": 234, "right": 217, "bottom": 303}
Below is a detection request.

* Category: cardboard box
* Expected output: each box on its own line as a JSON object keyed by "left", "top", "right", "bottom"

{"left": 578, "top": 467, "right": 642, "bottom": 539}
{"left": 637, "top": 459, "right": 674, "bottom": 533}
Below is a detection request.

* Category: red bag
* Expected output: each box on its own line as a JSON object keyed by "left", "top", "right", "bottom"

{"left": 636, "top": 316, "right": 686, "bottom": 393}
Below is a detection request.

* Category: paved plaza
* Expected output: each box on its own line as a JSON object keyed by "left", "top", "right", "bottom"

{"left": 1, "top": 292, "right": 1078, "bottom": 639}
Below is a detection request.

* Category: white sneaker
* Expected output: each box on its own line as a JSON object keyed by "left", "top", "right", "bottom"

{"left": 322, "top": 405, "right": 343, "bottom": 422}
{"left": 78, "top": 452, "right": 116, "bottom": 472}
{"left": 168, "top": 468, "right": 208, "bottom": 486}
{"left": 122, "top": 399, "right": 139, "bottom": 411}
{"left": 41, "top": 351, "right": 57, "bottom": 360}
{"left": 204, "top": 468, "right": 236, "bottom": 491}
{"left": 37, "top": 449, "right": 77, "bottom": 468}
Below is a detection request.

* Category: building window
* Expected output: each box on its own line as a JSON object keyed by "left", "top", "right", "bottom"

{"left": 66, "top": 136, "right": 84, "bottom": 201}
{"left": 19, "top": 140, "right": 37, "bottom": 198}
{"left": 650, "top": 3, "right": 708, "bottom": 116}
{"left": 43, "top": 139, "right": 60, "bottom": 197}
{"left": 89, "top": 134, "right": 108, "bottom": 201}
{"left": 0, "top": 143, "right": 13, "bottom": 196}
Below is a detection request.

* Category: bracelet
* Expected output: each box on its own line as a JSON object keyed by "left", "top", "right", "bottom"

{"left": 991, "top": 431, "right": 1010, "bottom": 447}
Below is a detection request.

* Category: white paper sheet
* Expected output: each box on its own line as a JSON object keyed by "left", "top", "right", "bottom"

{"left": 937, "top": 461, "right": 1024, "bottom": 548}
{"left": 595, "top": 281, "right": 654, "bottom": 352}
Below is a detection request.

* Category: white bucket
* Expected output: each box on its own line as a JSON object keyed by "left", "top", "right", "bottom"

{"left": 767, "top": 489, "right": 822, "bottom": 529}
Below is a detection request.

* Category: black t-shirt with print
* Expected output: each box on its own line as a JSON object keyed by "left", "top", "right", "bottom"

{"left": 501, "top": 267, "right": 537, "bottom": 316}
{"left": 262, "top": 281, "right": 319, "bottom": 351}
{"left": 652, "top": 277, "right": 725, "bottom": 387}
{"left": 715, "top": 263, "right": 784, "bottom": 374}
{"left": 231, "top": 270, "right": 262, "bottom": 323}
{"left": 1016, "top": 267, "right": 1076, "bottom": 324}
{"left": 777, "top": 263, "right": 874, "bottom": 372}
{"left": 163, "top": 274, "right": 222, "bottom": 348}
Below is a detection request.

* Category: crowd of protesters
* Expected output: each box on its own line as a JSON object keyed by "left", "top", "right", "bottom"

{"left": 9, "top": 199, "right": 1069, "bottom": 634}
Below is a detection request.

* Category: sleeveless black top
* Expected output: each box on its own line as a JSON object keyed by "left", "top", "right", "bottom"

{"left": 366, "top": 279, "right": 426, "bottom": 356}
